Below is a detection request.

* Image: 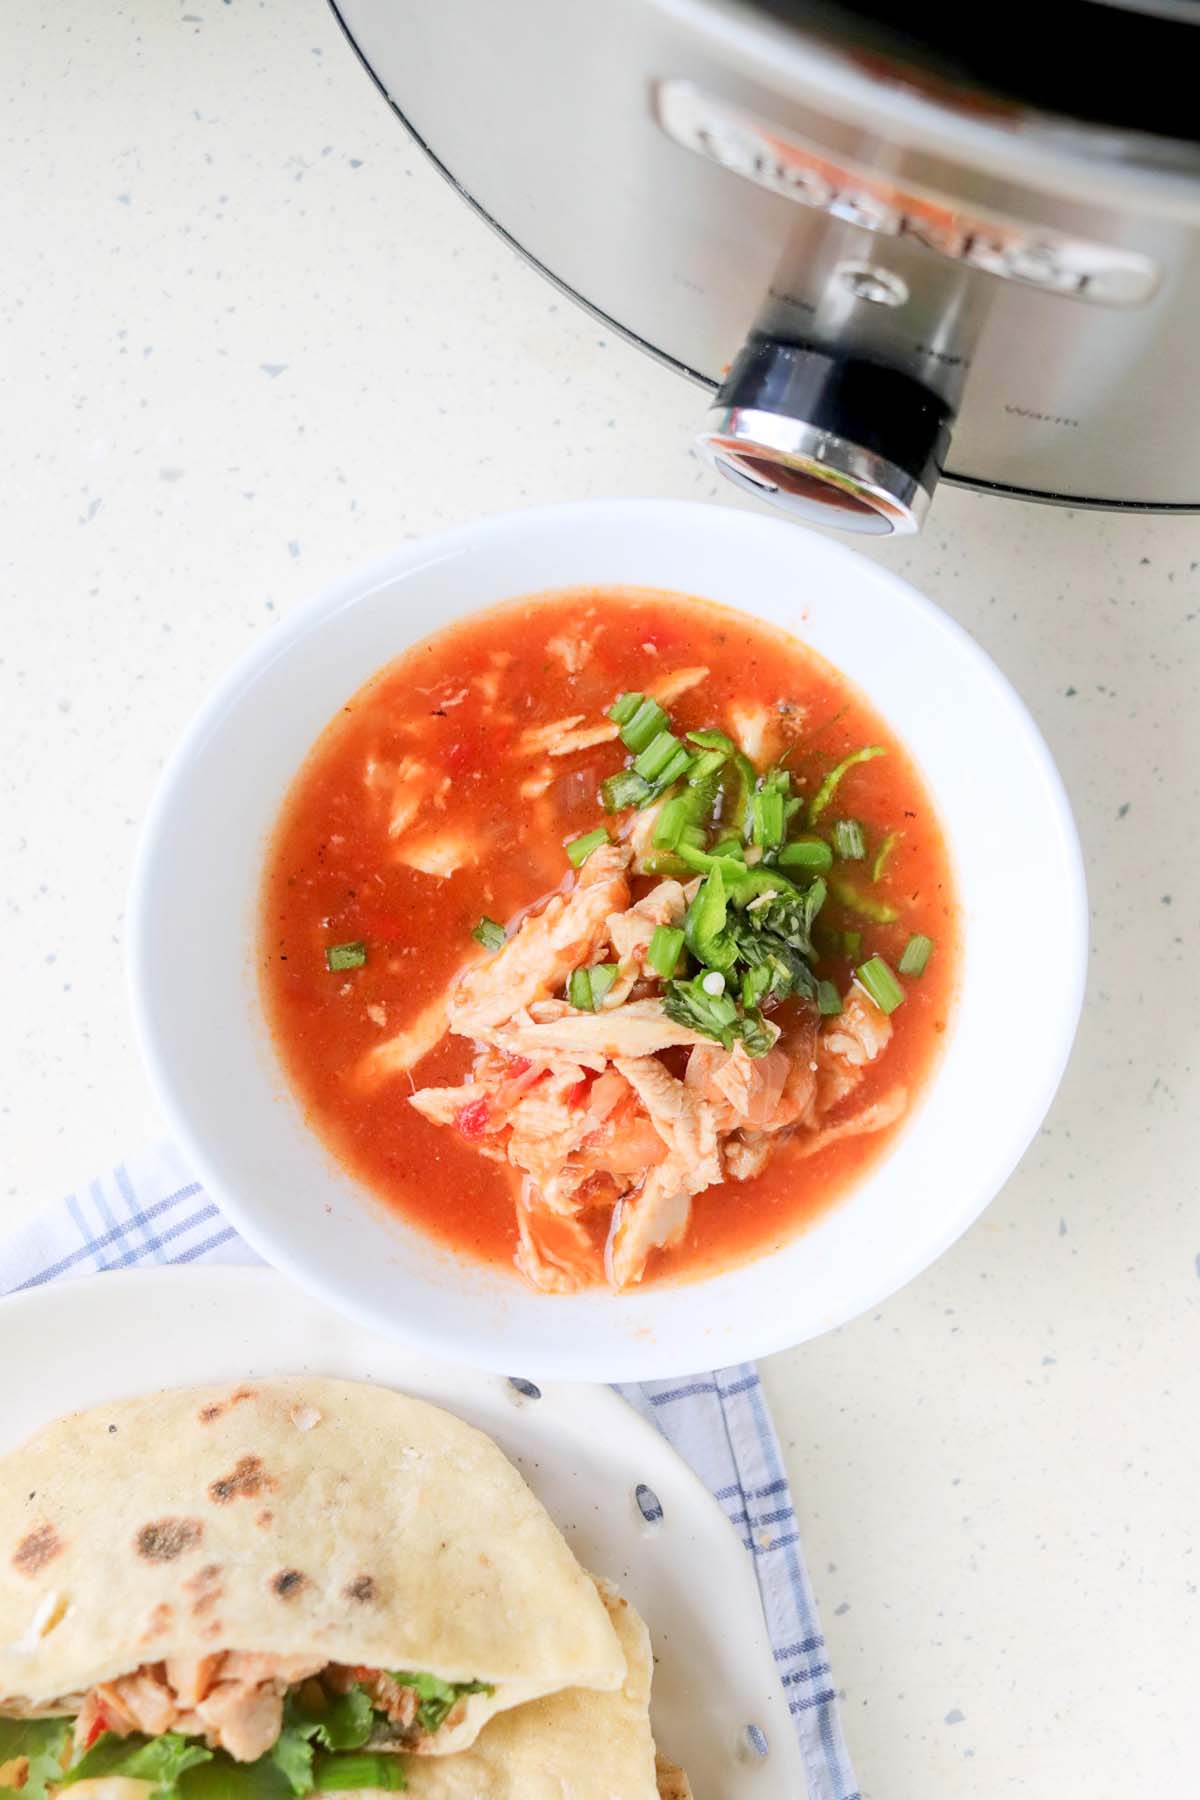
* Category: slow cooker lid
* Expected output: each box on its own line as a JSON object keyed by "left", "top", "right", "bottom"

{"left": 748, "top": 0, "right": 1200, "bottom": 152}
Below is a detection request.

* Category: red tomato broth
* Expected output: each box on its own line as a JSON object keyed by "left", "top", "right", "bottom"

{"left": 260, "top": 587, "right": 959, "bottom": 1289}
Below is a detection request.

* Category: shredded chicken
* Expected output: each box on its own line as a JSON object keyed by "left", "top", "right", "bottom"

{"left": 547, "top": 721, "right": 619, "bottom": 756}
{"left": 484, "top": 999, "right": 712, "bottom": 1068}
{"left": 728, "top": 701, "right": 781, "bottom": 767}
{"left": 646, "top": 665, "right": 709, "bottom": 705}
{"left": 450, "top": 844, "right": 631, "bottom": 1034}
{"left": 516, "top": 715, "right": 585, "bottom": 756}
{"left": 816, "top": 987, "right": 893, "bottom": 1114}
{"left": 410, "top": 845, "right": 907, "bottom": 1289}
{"left": 393, "top": 826, "right": 481, "bottom": 878}
{"left": 357, "top": 992, "right": 454, "bottom": 1086}
{"left": 364, "top": 754, "right": 451, "bottom": 839}
{"left": 67, "top": 1653, "right": 475, "bottom": 1766}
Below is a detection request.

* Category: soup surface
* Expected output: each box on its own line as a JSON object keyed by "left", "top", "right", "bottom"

{"left": 261, "top": 587, "right": 958, "bottom": 1292}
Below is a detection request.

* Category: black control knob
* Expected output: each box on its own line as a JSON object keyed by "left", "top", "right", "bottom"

{"left": 696, "top": 336, "right": 954, "bottom": 535}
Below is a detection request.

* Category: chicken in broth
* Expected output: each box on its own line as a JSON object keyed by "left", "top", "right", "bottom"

{"left": 261, "top": 589, "right": 958, "bottom": 1293}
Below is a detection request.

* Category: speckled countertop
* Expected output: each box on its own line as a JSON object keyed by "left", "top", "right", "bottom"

{"left": 3, "top": 5, "right": 1198, "bottom": 1796}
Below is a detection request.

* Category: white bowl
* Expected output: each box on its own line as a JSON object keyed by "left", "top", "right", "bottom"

{"left": 129, "top": 500, "right": 1087, "bottom": 1380}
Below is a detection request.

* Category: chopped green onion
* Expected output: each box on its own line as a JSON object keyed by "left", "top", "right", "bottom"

{"left": 620, "top": 697, "right": 670, "bottom": 754}
{"left": 832, "top": 818, "right": 866, "bottom": 861}
{"left": 777, "top": 837, "right": 833, "bottom": 872}
{"left": 566, "top": 827, "right": 609, "bottom": 868}
{"left": 608, "top": 691, "right": 643, "bottom": 726}
{"left": 750, "top": 785, "right": 786, "bottom": 848}
{"left": 856, "top": 955, "right": 905, "bottom": 1015}
{"left": 872, "top": 830, "right": 901, "bottom": 883}
{"left": 588, "top": 963, "right": 620, "bottom": 1006}
{"left": 314, "top": 1752, "right": 407, "bottom": 1791}
{"left": 633, "top": 729, "right": 683, "bottom": 781}
{"left": 828, "top": 874, "right": 899, "bottom": 923}
{"left": 809, "top": 746, "right": 886, "bottom": 823}
{"left": 686, "top": 728, "right": 736, "bottom": 752}
{"left": 652, "top": 794, "right": 693, "bottom": 851}
{"left": 325, "top": 941, "right": 366, "bottom": 971}
{"left": 817, "top": 979, "right": 843, "bottom": 1017}
{"left": 843, "top": 928, "right": 862, "bottom": 958}
{"left": 471, "top": 917, "right": 506, "bottom": 952}
{"left": 652, "top": 744, "right": 694, "bottom": 790}
{"left": 710, "top": 836, "right": 746, "bottom": 862}
{"left": 569, "top": 964, "right": 619, "bottom": 1010}
{"left": 898, "top": 932, "right": 935, "bottom": 976}
{"left": 647, "top": 924, "right": 685, "bottom": 979}
{"left": 601, "top": 769, "right": 652, "bottom": 812}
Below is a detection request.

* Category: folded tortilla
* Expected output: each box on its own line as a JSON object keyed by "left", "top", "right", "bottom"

{"left": 400, "top": 1581, "right": 663, "bottom": 1799}
{"left": 0, "top": 1379, "right": 625, "bottom": 1760}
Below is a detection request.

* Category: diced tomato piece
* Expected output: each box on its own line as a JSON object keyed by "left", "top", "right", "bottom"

{"left": 356, "top": 908, "right": 410, "bottom": 941}
{"left": 85, "top": 1713, "right": 109, "bottom": 1749}
{"left": 456, "top": 1098, "right": 490, "bottom": 1140}
{"left": 567, "top": 1078, "right": 591, "bottom": 1108}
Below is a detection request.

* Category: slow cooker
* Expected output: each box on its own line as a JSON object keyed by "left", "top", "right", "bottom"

{"left": 328, "top": 0, "right": 1200, "bottom": 534}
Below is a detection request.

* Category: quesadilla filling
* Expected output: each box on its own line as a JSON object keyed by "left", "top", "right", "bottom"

{"left": 0, "top": 1656, "right": 493, "bottom": 1797}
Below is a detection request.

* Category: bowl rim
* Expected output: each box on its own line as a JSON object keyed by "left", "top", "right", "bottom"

{"left": 128, "top": 497, "right": 1089, "bottom": 1378}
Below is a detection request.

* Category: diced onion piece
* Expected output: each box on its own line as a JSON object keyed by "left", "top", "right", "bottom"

{"left": 855, "top": 955, "right": 905, "bottom": 1015}
{"left": 832, "top": 818, "right": 866, "bottom": 861}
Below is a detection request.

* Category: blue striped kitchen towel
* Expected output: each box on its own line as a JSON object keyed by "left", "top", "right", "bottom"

{"left": 0, "top": 1141, "right": 858, "bottom": 1800}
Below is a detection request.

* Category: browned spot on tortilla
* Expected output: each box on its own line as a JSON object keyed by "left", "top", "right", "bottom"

{"left": 198, "top": 1403, "right": 224, "bottom": 1424}
{"left": 343, "top": 1574, "right": 376, "bottom": 1604}
{"left": 271, "top": 1568, "right": 306, "bottom": 1599}
{"left": 208, "top": 1455, "right": 276, "bottom": 1504}
{"left": 183, "top": 1563, "right": 224, "bottom": 1617}
{"left": 135, "top": 1517, "right": 203, "bottom": 1562}
{"left": 230, "top": 1387, "right": 257, "bottom": 1405}
{"left": 139, "top": 1601, "right": 174, "bottom": 1643}
{"left": 255, "top": 1509, "right": 274, "bottom": 1528}
{"left": 201, "top": 1618, "right": 222, "bottom": 1640}
{"left": 13, "top": 1524, "right": 63, "bottom": 1577}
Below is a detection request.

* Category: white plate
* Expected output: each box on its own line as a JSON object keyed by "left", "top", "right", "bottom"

{"left": 129, "top": 498, "right": 1088, "bottom": 1379}
{"left": 0, "top": 1264, "right": 804, "bottom": 1799}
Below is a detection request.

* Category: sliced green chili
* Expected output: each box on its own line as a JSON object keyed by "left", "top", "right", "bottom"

{"left": 809, "top": 746, "right": 886, "bottom": 824}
